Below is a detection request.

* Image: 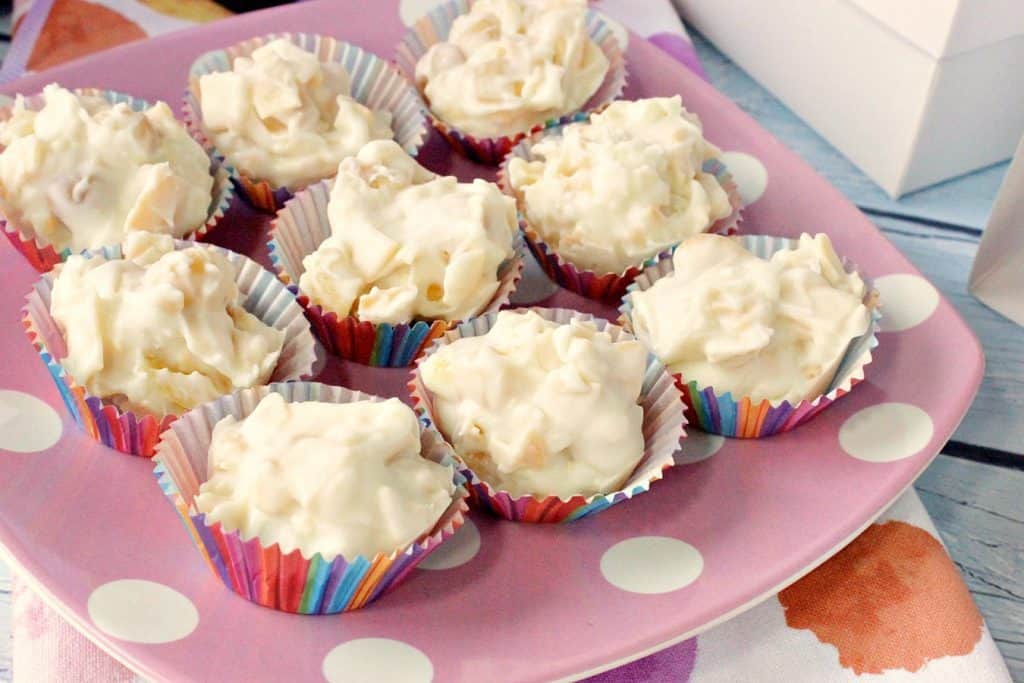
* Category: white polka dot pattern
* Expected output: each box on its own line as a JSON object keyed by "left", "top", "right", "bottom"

{"left": 87, "top": 580, "right": 198, "bottom": 644}
{"left": 398, "top": 0, "right": 446, "bottom": 26}
{"left": 720, "top": 151, "right": 768, "bottom": 205}
{"left": 839, "top": 403, "right": 934, "bottom": 463}
{"left": 418, "top": 518, "right": 481, "bottom": 570}
{"left": 676, "top": 431, "right": 725, "bottom": 465}
{"left": 0, "top": 390, "right": 62, "bottom": 453}
{"left": 601, "top": 536, "right": 704, "bottom": 594}
{"left": 323, "top": 638, "right": 434, "bottom": 683}
{"left": 874, "top": 274, "right": 939, "bottom": 332}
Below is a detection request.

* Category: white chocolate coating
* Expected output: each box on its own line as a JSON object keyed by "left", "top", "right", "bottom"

{"left": 0, "top": 84, "right": 214, "bottom": 253}
{"left": 507, "top": 96, "right": 733, "bottom": 274}
{"left": 50, "top": 233, "right": 284, "bottom": 417}
{"left": 199, "top": 38, "right": 393, "bottom": 190}
{"left": 195, "top": 393, "right": 456, "bottom": 561}
{"left": 419, "top": 309, "right": 648, "bottom": 498}
{"left": 299, "top": 140, "right": 517, "bottom": 324}
{"left": 629, "top": 233, "right": 872, "bottom": 405}
{"left": 414, "top": 0, "right": 608, "bottom": 138}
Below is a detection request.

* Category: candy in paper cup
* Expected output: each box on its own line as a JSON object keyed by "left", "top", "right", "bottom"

{"left": 395, "top": 0, "right": 628, "bottom": 166}
{"left": 153, "top": 381, "right": 469, "bottom": 614}
{"left": 619, "top": 234, "right": 881, "bottom": 438}
{"left": 184, "top": 32, "right": 430, "bottom": 213}
{"left": 22, "top": 241, "right": 319, "bottom": 457}
{"left": 267, "top": 179, "right": 525, "bottom": 367}
{"left": 408, "top": 307, "right": 686, "bottom": 523}
{"left": 496, "top": 114, "right": 743, "bottom": 304}
{"left": 0, "top": 88, "right": 233, "bottom": 273}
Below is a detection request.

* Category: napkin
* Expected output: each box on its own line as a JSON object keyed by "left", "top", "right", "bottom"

{"left": 4, "top": 2, "right": 1012, "bottom": 682}
{"left": 969, "top": 135, "right": 1024, "bottom": 328}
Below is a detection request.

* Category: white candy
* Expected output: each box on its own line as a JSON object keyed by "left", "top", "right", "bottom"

{"left": 420, "top": 309, "right": 648, "bottom": 498}
{"left": 0, "top": 85, "right": 213, "bottom": 252}
{"left": 196, "top": 393, "right": 455, "bottom": 561}
{"left": 508, "top": 96, "right": 733, "bottom": 275}
{"left": 299, "top": 140, "right": 517, "bottom": 324}
{"left": 415, "top": 0, "right": 608, "bottom": 138}
{"left": 50, "top": 233, "right": 284, "bottom": 417}
{"left": 629, "top": 233, "right": 871, "bottom": 405}
{"left": 199, "top": 38, "right": 393, "bottom": 190}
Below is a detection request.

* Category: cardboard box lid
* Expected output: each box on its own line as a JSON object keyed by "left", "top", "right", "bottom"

{"left": 848, "top": 0, "right": 1024, "bottom": 58}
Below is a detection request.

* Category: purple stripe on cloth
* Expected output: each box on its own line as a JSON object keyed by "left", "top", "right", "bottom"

{"left": 0, "top": 0, "right": 56, "bottom": 84}
{"left": 584, "top": 637, "right": 698, "bottom": 682}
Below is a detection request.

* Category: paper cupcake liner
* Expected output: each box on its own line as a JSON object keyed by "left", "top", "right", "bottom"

{"left": 0, "top": 88, "right": 234, "bottom": 273}
{"left": 22, "top": 241, "right": 319, "bottom": 457}
{"left": 152, "top": 381, "right": 469, "bottom": 613}
{"left": 183, "top": 32, "right": 429, "bottom": 213}
{"left": 395, "top": 0, "right": 628, "bottom": 166}
{"left": 408, "top": 307, "right": 686, "bottom": 523}
{"left": 496, "top": 116, "right": 743, "bottom": 304}
{"left": 267, "top": 179, "right": 525, "bottom": 367}
{"left": 619, "top": 234, "right": 881, "bottom": 438}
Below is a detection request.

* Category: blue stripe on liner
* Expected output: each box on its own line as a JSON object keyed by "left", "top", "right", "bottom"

{"left": 372, "top": 324, "right": 392, "bottom": 366}
{"left": 397, "top": 323, "right": 430, "bottom": 367}
{"left": 719, "top": 395, "right": 737, "bottom": 435}
{"left": 325, "top": 556, "right": 371, "bottom": 612}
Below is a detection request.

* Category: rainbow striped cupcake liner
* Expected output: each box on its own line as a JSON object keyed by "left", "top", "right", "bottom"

{"left": 183, "top": 32, "right": 429, "bottom": 213}
{"left": 0, "top": 88, "right": 234, "bottom": 273}
{"left": 22, "top": 241, "right": 319, "bottom": 457}
{"left": 153, "top": 381, "right": 469, "bottom": 614}
{"left": 409, "top": 307, "right": 686, "bottom": 523}
{"left": 395, "top": 0, "right": 628, "bottom": 166}
{"left": 268, "top": 179, "right": 525, "bottom": 367}
{"left": 496, "top": 115, "right": 743, "bottom": 304}
{"left": 619, "top": 234, "right": 882, "bottom": 438}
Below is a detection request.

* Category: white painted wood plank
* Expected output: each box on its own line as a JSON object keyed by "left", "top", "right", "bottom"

{"left": 692, "top": 32, "right": 1008, "bottom": 231}
{"left": 873, "top": 215, "right": 1024, "bottom": 454}
{"left": 917, "top": 455, "right": 1024, "bottom": 681}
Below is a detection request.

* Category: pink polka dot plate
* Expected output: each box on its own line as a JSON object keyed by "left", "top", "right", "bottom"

{"left": 0, "top": 1, "right": 983, "bottom": 681}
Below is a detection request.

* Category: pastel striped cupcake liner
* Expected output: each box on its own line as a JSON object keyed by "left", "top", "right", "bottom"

{"left": 268, "top": 179, "right": 525, "bottom": 367}
{"left": 395, "top": 0, "right": 628, "bottom": 165}
{"left": 0, "top": 88, "right": 234, "bottom": 273}
{"left": 619, "top": 234, "right": 882, "bottom": 438}
{"left": 183, "top": 32, "right": 429, "bottom": 213}
{"left": 408, "top": 307, "right": 686, "bottom": 523}
{"left": 496, "top": 115, "right": 744, "bottom": 304}
{"left": 153, "top": 381, "right": 469, "bottom": 614}
{"left": 22, "top": 241, "right": 319, "bottom": 457}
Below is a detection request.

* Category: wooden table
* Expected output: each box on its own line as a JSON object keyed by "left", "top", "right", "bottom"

{"left": 0, "top": 27, "right": 1021, "bottom": 683}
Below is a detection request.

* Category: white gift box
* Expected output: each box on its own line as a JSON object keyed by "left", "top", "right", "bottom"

{"left": 676, "top": 0, "right": 1024, "bottom": 197}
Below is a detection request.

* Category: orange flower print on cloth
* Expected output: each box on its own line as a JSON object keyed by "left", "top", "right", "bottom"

{"left": 22, "top": 0, "right": 146, "bottom": 71}
{"left": 779, "top": 521, "right": 984, "bottom": 674}
{"left": 14, "top": 0, "right": 232, "bottom": 73}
